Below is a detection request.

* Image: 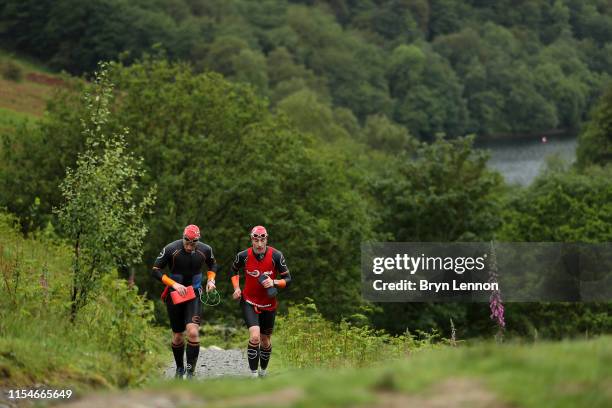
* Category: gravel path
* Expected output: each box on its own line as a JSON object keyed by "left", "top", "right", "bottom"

{"left": 163, "top": 346, "right": 252, "bottom": 379}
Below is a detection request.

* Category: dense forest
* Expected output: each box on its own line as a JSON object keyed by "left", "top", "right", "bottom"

{"left": 2, "top": 0, "right": 612, "bottom": 141}
{"left": 0, "top": 0, "right": 611, "bottom": 340}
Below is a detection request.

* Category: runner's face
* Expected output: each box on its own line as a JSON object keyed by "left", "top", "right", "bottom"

{"left": 251, "top": 235, "right": 267, "bottom": 253}
{"left": 183, "top": 238, "right": 197, "bottom": 253}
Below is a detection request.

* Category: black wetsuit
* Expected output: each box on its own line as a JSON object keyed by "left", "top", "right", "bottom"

{"left": 152, "top": 240, "right": 217, "bottom": 333}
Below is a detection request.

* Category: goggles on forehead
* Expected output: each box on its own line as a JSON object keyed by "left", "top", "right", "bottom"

{"left": 251, "top": 233, "right": 268, "bottom": 240}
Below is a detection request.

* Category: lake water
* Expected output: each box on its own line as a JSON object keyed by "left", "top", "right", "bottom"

{"left": 477, "top": 136, "right": 578, "bottom": 186}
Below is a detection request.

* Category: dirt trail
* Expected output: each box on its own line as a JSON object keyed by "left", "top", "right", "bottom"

{"left": 162, "top": 346, "right": 251, "bottom": 379}
{"left": 48, "top": 351, "right": 304, "bottom": 408}
{"left": 373, "top": 378, "right": 514, "bottom": 408}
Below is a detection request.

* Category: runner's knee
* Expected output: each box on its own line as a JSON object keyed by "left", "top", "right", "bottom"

{"left": 248, "top": 326, "right": 261, "bottom": 344}
{"left": 186, "top": 325, "right": 199, "bottom": 341}
{"left": 260, "top": 335, "right": 271, "bottom": 348}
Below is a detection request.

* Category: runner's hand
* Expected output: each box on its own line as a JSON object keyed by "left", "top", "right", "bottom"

{"left": 172, "top": 283, "right": 187, "bottom": 296}
{"left": 261, "top": 277, "right": 274, "bottom": 288}
{"left": 232, "top": 288, "right": 241, "bottom": 300}
{"left": 206, "top": 280, "right": 216, "bottom": 293}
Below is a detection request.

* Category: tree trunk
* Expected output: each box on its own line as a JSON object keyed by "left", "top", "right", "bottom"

{"left": 70, "top": 234, "right": 80, "bottom": 323}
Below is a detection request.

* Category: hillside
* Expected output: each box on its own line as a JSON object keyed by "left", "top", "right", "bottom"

{"left": 0, "top": 52, "right": 66, "bottom": 132}
{"left": 2, "top": 1, "right": 611, "bottom": 141}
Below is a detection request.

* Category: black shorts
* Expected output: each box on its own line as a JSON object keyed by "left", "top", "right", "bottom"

{"left": 166, "top": 293, "right": 202, "bottom": 333}
{"left": 241, "top": 298, "right": 276, "bottom": 335}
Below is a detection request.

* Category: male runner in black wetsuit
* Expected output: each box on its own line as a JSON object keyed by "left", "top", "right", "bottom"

{"left": 152, "top": 224, "right": 217, "bottom": 379}
{"left": 231, "top": 225, "right": 291, "bottom": 378}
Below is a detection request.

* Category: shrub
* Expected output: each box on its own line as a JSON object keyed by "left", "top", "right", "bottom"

{"left": 0, "top": 60, "right": 23, "bottom": 82}
{"left": 275, "top": 302, "right": 444, "bottom": 368}
{"left": 76, "top": 273, "right": 164, "bottom": 386}
{"left": 0, "top": 213, "right": 164, "bottom": 388}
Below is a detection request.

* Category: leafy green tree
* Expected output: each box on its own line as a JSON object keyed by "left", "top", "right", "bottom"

{"left": 576, "top": 86, "right": 612, "bottom": 168}
{"left": 570, "top": 0, "right": 612, "bottom": 45}
{"left": 427, "top": 0, "right": 469, "bottom": 39}
{"left": 276, "top": 88, "right": 349, "bottom": 141}
{"left": 391, "top": 44, "right": 468, "bottom": 139}
{"left": 267, "top": 46, "right": 329, "bottom": 104}
{"left": 374, "top": 135, "right": 503, "bottom": 242}
{"left": 540, "top": 0, "right": 571, "bottom": 44}
{"left": 538, "top": 37, "right": 602, "bottom": 116}
{"left": 504, "top": 67, "right": 559, "bottom": 134}
{"left": 432, "top": 28, "right": 508, "bottom": 135}
{"left": 231, "top": 48, "right": 269, "bottom": 96}
{"left": 533, "top": 62, "right": 588, "bottom": 129}
{"left": 499, "top": 164, "right": 612, "bottom": 243}
{"left": 0, "top": 0, "right": 54, "bottom": 58}
{"left": 387, "top": 44, "right": 426, "bottom": 98}
{"left": 432, "top": 27, "right": 483, "bottom": 77}
{"left": 333, "top": 106, "right": 360, "bottom": 137}
{"left": 348, "top": 0, "right": 421, "bottom": 43}
{"left": 267, "top": 46, "right": 313, "bottom": 86}
{"left": 199, "top": 35, "right": 249, "bottom": 76}
{"left": 361, "top": 114, "right": 416, "bottom": 153}
{"left": 466, "top": 89, "right": 508, "bottom": 135}
{"left": 54, "top": 66, "right": 155, "bottom": 320}
{"left": 238, "top": 0, "right": 289, "bottom": 52}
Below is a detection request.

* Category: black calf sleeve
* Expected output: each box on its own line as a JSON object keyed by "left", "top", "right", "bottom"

{"left": 172, "top": 340, "right": 185, "bottom": 369}
{"left": 186, "top": 340, "right": 200, "bottom": 372}
{"left": 259, "top": 345, "right": 272, "bottom": 370}
{"left": 247, "top": 340, "right": 260, "bottom": 371}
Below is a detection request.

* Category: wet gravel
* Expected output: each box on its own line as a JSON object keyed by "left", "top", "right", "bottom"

{"left": 163, "top": 347, "right": 252, "bottom": 379}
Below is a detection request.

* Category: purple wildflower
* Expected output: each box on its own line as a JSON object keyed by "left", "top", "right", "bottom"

{"left": 489, "top": 292, "right": 505, "bottom": 328}
{"left": 488, "top": 242, "right": 505, "bottom": 336}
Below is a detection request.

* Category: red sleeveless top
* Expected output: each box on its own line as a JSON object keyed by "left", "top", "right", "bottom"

{"left": 243, "top": 247, "right": 278, "bottom": 311}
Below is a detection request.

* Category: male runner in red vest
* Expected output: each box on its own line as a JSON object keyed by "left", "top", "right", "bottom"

{"left": 231, "top": 225, "right": 292, "bottom": 377}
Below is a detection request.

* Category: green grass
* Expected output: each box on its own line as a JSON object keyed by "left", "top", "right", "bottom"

{"left": 0, "top": 316, "right": 169, "bottom": 391}
{"left": 0, "top": 320, "right": 115, "bottom": 390}
{"left": 138, "top": 336, "right": 610, "bottom": 408}
{"left": 0, "top": 213, "right": 167, "bottom": 390}
{"left": 3, "top": 333, "right": 609, "bottom": 407}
